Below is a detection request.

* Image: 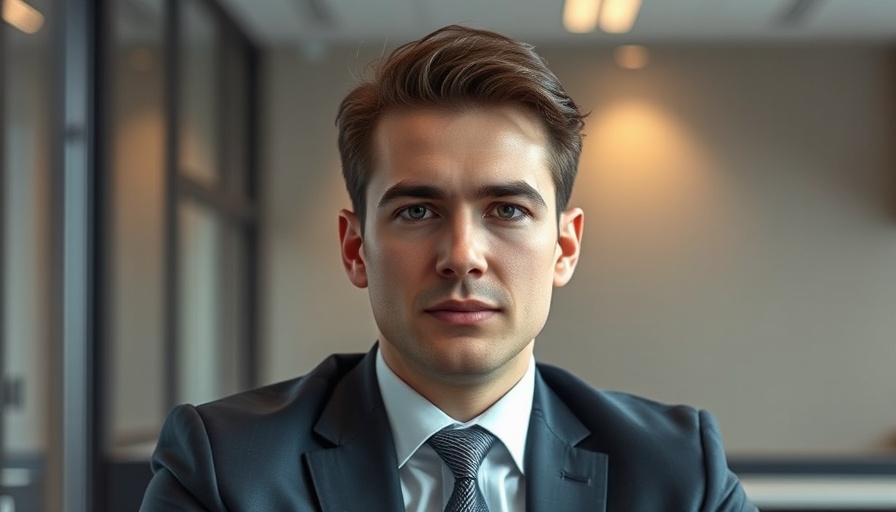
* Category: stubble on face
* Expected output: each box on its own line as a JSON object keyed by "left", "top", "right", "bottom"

{"left": 355, "top": 105, "right": 571, "bottom": 417}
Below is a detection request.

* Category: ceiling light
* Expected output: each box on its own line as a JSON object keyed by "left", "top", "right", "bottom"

{"left": 614, "top": 45, "right": 649, "bottom": 70}
{"left": 2, "top": 0, "right": 45, "bottom": 34}
{"left": 600, "top": 0, "right": 642, "bottom": 34}
{"left": 564, "top": 0, "right": 602, "bottom": 34}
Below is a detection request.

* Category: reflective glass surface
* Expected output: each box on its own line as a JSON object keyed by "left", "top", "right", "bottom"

{"left": 2, "top": 0, "right": 58, "bottom": 509}
{"left": 107, "top": 0, "right": 167, "bottom": 461}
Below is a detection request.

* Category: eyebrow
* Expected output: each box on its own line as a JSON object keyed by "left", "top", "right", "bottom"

{"left": 478, "top": 182, "right": 547, "bottom": 208}
{"left": 377, "top": 183, "right": 447, "bottom": 207}
{"left": 377, "top": 180, "right": 547, "bottom": 209}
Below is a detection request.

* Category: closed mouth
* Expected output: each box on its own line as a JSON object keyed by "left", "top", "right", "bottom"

{"left": 423, "top": 300, "right": 501, "bottom": 325}
{"left": 423, "top": 300, "right": 500, "bottom": 313}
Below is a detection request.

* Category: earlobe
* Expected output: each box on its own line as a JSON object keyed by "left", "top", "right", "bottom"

{"left": 554, "top": 207, "right": 584, "bottom": 287}
{"left": 338, "top": 209, "right": 368, "bottom": 288}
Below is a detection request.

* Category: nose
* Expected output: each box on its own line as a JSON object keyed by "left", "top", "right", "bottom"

{"left": 435, "top": 212, "right": 488, "bottom": 278}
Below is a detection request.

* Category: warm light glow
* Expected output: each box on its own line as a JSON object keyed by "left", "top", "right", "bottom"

{"left": 564, "top": 0, "right": 602, "bottom": 34}
{"left": 2, "top": 0, "right": 44, "bottom": 34}
{"left": 129, "top": 48, "right": 156, "bottom": 72}
{"left": 600, "top": 0, "right": 642, "bottom": 33}
{"left": 614, "top": 45, "right": 649, "bottom": 70}
{"left": 578, "top": 99, "right": 725, "bottom": 260}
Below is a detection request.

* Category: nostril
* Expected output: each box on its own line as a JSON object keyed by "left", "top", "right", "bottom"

{"left": 435, "top": 228, "right": 488, "bottom": 276}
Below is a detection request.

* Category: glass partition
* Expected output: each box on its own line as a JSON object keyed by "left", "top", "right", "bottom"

{"left": 107, "top": 0, "right": 166, "bottom": 462}
{"left": 0, "top": 0, "right": 257, "bottom": 508}
{"left": 178, "top": 0, "right": 221, "bottom": 188}
{"left": 171, "top": 0, "right": 255, "bottom": 407}
{"left": 2, "top": 0, "right": 58, "bottom": 509}
{"left": 102, "top": 0, "right": 257, "bottom": 508}
{"left": 177, "top": 199, "right": 245, "bottom": 404}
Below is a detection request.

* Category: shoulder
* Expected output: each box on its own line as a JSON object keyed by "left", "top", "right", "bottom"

{"left": 142, "top": 352, "right": 369, "bottom": 510}
{"left": 535, "top": 362, "right": 755, "bottom": 510}
{"left": 157, "top": 352, "right": 369, "bottom": 473}
{"left": 534, "top": 364, "right": 708, "bottom": 468}
{"left": 535, "top": 361, "right": 703, "bottom": 434}
{"left": 187, "top": 351, "right": 367, "bottom": 440}
{"left": 535, "top": 362, "right": 718, "bottom": 458}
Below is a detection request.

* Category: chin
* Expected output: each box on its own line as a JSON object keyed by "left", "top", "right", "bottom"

{"left": 428, "top": 363, "right": 500, "bottom": 387}
{"left": 425, "top": 344, "right": 516, "bottom": 379}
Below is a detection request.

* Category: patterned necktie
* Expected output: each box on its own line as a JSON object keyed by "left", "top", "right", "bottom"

{"left": 427, "top": 425, "right": 497, "bottom": 512}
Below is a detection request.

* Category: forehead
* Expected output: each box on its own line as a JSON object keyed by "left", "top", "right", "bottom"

{"left": 369, "top": 106, "right": 554, "bottom": 193}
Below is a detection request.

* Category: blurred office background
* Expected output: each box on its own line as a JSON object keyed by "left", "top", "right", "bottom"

{"left": 2, "top": 0, "right": 896, "bottom": 510}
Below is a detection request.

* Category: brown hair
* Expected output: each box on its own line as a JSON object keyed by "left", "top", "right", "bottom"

{"left": 336, "top": 25, "right": 585, "bottom": 227}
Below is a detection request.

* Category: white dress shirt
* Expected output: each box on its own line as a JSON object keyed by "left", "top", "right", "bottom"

{"left": 375, "top": 349, "right": 535, "bottom": 512}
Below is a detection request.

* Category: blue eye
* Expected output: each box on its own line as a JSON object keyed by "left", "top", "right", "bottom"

{"left": 399, "top": 205, "right": 432, "bottom": 220}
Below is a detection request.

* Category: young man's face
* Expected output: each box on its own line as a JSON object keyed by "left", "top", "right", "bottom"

{"left": 339, "top": 106, "right": 583, "bottom": 394}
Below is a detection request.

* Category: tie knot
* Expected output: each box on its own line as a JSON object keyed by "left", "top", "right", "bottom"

{"left": 427, "top": 426, "right": 496, "bottom": 480}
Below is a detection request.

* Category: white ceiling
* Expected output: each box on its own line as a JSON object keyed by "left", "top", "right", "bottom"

{"left": 216, "top": 0, "right": 896, "bottom": 46}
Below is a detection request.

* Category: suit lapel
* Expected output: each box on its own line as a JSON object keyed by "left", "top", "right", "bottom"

{"left": 525, "top": 370, "right": 609, "bottom": 511}
{"left": 302, "top": 352, "right": 610, "bottom": 511}
{"left": 304, "top": 349, "right": 404, "bottom": 512}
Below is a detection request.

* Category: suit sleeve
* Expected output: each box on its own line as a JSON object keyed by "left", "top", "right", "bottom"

{"left": 698, "top": 410, "right": 758, "bottom": 512}
{"left": 139, "top": 405, "right": 227, "bottom": 512}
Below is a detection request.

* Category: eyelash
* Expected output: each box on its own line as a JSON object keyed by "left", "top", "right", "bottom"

{"left": 397, "top": 205, "right": 435, "bottom": 221}
{"left": 395, "top": 204, "right": 530, "bottom": 222}
{"left": 488, "top": 204, "right": 528, "bottom": 221}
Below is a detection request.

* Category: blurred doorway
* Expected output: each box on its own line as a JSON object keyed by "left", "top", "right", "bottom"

{"left": 2, "top": 1, "right": 60, "bottom": 510}
{"left": 105, "top": 0, "right": 259, "bottom": 509}
{"left": 1, "top": 0, "right": 258, "bottom": 510}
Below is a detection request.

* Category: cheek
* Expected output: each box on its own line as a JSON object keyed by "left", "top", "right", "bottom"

{"left": 531, "top": 225, "right": 561, "bottom": 261}
{"left": 366, "top": 239, "right": 429, "bottom": 293}
{"left": 498, "top": 233, "right": 559, "bottom": 286}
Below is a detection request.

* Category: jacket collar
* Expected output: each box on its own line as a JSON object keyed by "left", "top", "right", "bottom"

{"left": 303, "top": 348, "right": 609, "bottom": 511}
{"left": 304, "top": 347, "right": 405, "bottom": 512}
{"left": 525, "top": 368, "right": 609, "bottom": 511}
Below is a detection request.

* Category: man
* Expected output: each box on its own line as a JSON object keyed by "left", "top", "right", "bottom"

{"left": 141, "top": 26, "right": 757, "bottom": 511}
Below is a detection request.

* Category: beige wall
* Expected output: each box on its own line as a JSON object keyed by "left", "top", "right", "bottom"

{"left": 3, "top": 45, "right": 52, "bottom": 454}
{"left": 261, "top": 43, "right": 896, "bottom": 457}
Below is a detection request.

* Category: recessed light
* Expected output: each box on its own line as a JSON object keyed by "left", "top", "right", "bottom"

{"left": 614, "top": 45, "right": 649, "bottom": 70}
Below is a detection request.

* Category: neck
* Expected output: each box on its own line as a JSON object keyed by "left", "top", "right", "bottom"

{"left": 380, "top": 341, "right": 533, "bottom": 422}
{"left": 424, "top": 376, "right": 521, "bottom": 422}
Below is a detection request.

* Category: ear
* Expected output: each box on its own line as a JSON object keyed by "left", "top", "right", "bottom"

{"left": 553, "top": 207, "right": 584, "bottom": 287}
{"left": 338, "top": 209, "right": 368, "bottom": 288}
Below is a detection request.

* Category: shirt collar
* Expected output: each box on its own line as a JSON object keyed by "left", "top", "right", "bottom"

{"left": 375, "top": 347, "right": 535, "bottom": 474}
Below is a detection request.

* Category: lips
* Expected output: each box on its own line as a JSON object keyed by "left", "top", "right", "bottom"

{"left": 423, "top": 300, "right": 501, "bottom": 325}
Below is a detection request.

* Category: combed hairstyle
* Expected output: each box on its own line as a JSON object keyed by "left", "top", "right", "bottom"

{"left": 336, "top": 25, "right": 586, "bottom": 228}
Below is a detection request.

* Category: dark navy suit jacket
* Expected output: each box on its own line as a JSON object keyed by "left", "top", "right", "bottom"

{"left": 140, "top": 348, "right": 757, "bottom": 511}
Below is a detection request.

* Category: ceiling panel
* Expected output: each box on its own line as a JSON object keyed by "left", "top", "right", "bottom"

{"left": 216, "top": 0, "right": 304, "bottom": 41}
{"left": 814, "top": 0, "right": 896, "bottom": 38}
{"left": 217, "top": 0, "right": 896, "bottom": 45}
{"left": 421, "top": 0, "right": 566, "bottom": 39}
{"left": 320, "top": 0, "right": 420, "bottom": 36}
